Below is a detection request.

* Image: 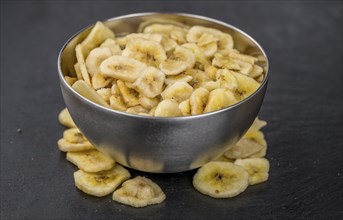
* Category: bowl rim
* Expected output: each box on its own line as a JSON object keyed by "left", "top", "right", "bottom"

{"left": 57, "top": 12, "right": 269, "bottom": 120}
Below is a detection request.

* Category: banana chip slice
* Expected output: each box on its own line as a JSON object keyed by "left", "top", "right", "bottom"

{"left": 204, "top": 88, "right": 237, "bottom": 113}
{"left": 190, "top": 87, "right": 210, "bottom": 115}
{"left": 75, "top": 44, "right": 91, "bottom": 85}
{"left": 234, "top": 158, "right": 270, "bottom": 185}
{"left": 117, "top": 80, "right": 139, "bottom": 107}
{"left": 122, "top": 38, "right": 167, "bottom": 67}
{"left": 96, "top": 88, "right": 112, "bottom": 103}
{"left": 179, "top": 99, "right": 191, "bottom": 116}
{"left": 216, "top": 69, "right": 238, "bottom": 91}
{"left": 126, "top": 105, "right": 149, "bottom": 115}
{"left": 161, "top": 81, "right": 194, "bottom": 103}
{"left": 100, "top": 55, "right": 147, "bottom": 82}
{"left": 91, "top": 72, "right": 112, "bottom": 90}
{"left": 74, "top": 164, "right": 130, "bottom": 197}
{"left": 112, "top": 176, "right": 166, "bottom": 208}
{"left": 58, "top": 108, "right": 76, "bottom": 128}
{"left": 100, "top": 38, "right": 122, "bottom": 55}
{"left": 231, "top": 72, "right": 260, "bottom": 100}
{"left": 143, "top": 24, "right": 188, "bottom": 44}
{"left": 67, "top": 149, "right": 115, "bottom": 173}
{"left": 85, "top": 47, "right": 112, "bottom": 76}
{"left": 64, "top": 76, "right": 77, "bottom": 86}
{"left": 160, "top": 46, "right": 195, "bottom": 75}
{"left": 193, "top": 161, "right": 249, "bottom": 198}
{"left": 165, "top": 74, "right": 193, "bottom": 86}
{"left": 154, "top": 99, "right": 182, "bottom": 117}
{"left": 109, "top": 84, "right": 127, "bottom": 111}
{"left": 80, "top": 21, "right": 115, "bottom": 58}
{"left": 58, "top": 127, "right": 95, "bottom": 152}
{"left": 132, "top": 66, "right": 165, "bottom": 98}
{"left": 72, "top": 80, "right": 110, "bottom": 107}
{"left": 138, "top": 95, "right": 160, "bottom": 110}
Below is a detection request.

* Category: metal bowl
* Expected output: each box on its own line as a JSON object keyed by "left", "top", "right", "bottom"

{"left": 57, "top": 12, "right": 269, "bottom": 173}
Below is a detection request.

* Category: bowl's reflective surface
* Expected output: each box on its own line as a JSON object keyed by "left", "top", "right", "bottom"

{"left": 58, "top": 13, "right": 269, "bottom": 173}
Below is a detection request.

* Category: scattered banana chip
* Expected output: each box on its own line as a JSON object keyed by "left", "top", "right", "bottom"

{"left": 58, "top": 108, "right": 76, "bottom": 128}
{"left": 234, "top": 158, "right": 270, "bottom": 185}
{"left": 112, "top": 176, "right": 166, "bottom": 208}
{"left": 193, "top": 161, "right": 249, "bottom": 198}
{"left": 67, "top": 149, "right": 115, "bottom": 173}
{"left": 57, "top": 127, "right": 95, "bottom": 152}
{"left": 74, "top": 164, "right": 130, "bottom": 197}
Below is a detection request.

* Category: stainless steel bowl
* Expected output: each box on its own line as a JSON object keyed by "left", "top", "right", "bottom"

{"left": 57, "top": 12, "right": 269, "bottom": 173}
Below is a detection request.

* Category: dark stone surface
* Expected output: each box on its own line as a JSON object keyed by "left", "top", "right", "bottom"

{"left": 1, "top": 1, "right": 342, "bottom": 219}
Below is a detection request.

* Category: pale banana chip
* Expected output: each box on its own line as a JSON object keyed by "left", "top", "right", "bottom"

{"left": 160, "top": 46, "right": 195, "bottom": 75}
{"left": 204, "top": 88, "right": 237, "bottom": 113}
{"left": 216, "top": 69, "right": 238, "bottom": 91}
{"left": 58, "top": 139, "right": 95, "bottom": 152}
{"left": 91, "top": 72, "right": 112, "bottom": 90}
{"left": 126, "top": 105, "right": 148, "bottom": 115}
{"left": 80, "top": 21, "right": 115, "bottom": 58}
{"left": 67, "top": 149, "right": 115, "bottom": 173}
{"left": 100, "top": 55, "right": 147, "bottom": 83}
{"left": 112, "top": 176, "right": 166, "bottom": 208}
{"left": 96, "top": 88, "right": 112, "bottom": 103}
{"left": 63, "top": 128, "right": 86, "bottom": 143}
{"left": 72, "top": 80, "right": 110, "bottom": 107}
{"left": 132, "top": 66, "right": 165, "bottom": 98}
{"left": 161, "top": 81, "right": 194, "bottom": 103}
{"left": 143, "top": 23, "right": 188, "bottom": 44}
{"left": 231, "top": 72, "right": 260, "bottom": 100}
{"left": 193, "top": 161, "right": 249, "bottom": 198}
{"left": 165, "top": 74, "right": 193, "bottom": 86}
{"left": 74, "top": 164, "right": 130, "bottom": 197}
{"left": 154, "top": 99, "right": 182, "bottom": 117}
{"left": 74, "top": 63, "right": 82, "bottom": 80}
{"left": 200, "top": 81, "right": 220, "bottom": 91}
{"left": 64, "top": 76, "right": 78, "bottom": 86}
{"left": 100, "top": 38, "right": 122, "bottom": 55}
{"left": 109, "top": 84, "right": 127, "bottom": 111}
{"left": 190, "top": 87, "right": 210, "bottom": 115}
{"left": 234, "top": 158, "right": 270, "bottom": 185}
{"left": 179, "top": 99, "right": 191, "bottom": 116}
{"left": 75, "top": 44, "right": 91, "bottom": 85}
{"left": 122, "top": 38, "right": 167, "bottom": 67}
{"left": 58, "top": 108, "right": 76, "bottom": 128}
{"left": 138, "top": 95, "right": 160, "bottom": 110}
{"left": 117, "top": 80, "right": 139, "bottom": 107}
{"left": 85, "top": 47, "right": 112, "bottom": 76}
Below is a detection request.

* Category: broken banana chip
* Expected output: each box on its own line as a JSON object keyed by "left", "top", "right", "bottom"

{"left": 112, "top": 176, "right": 166, "bottom": 208}
{"left": 67, "top": 149, "right": 115, "bottom": 173}
{"left": 234, "top": 158, "right": 270, "bottom": 185}
{"left": 72, "top": 80, "right": 110, "bottom": 107}
{"left": 58, "top": 108, "right": 76, "bottom": 128}
{"left": 193, "top": 161, "right": 249, "bottom": 198}
{"left": 74, "top": 164, "right": 130, "bottom": 197}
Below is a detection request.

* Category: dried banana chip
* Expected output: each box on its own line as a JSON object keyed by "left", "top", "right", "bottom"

{"left": 100, "top": 55, "right": 147, "bottom": 83}
{"left": 143, "top": 23, "right": 188, "bottom": 44}
{"left": 100, "top": 38, "right": 122, "bottom": 55}
{"left": 231, "top": 72, "right": 260, "bottom": 100}
{"left": 161, "top": 81, "right": 194, "bottom": 103}
{"left": 160, "top": 46, "right": 195, "bottom": 75}
{"left": 72, "top": 80, "right": 110, "bottom": 107}
{"left": 67, "top": 149, "right": 115, "bottom": 173}
{"left": 85, "top": 47, "right": 112, "bottom": 76}
{"left": 58, "top": 108, "right": 76, "bottom": 128}
{"left": 234, "top": 158, "right": 269, "bottom": 185}
{"left": 74, "top": 164, "right": 130, "bottom": 197}
{"left": 75, "top": 44, "right": 91, "bottom": 85}
{"left": 122, "top": 38, "right": 167, "bottom": 67}
{"left": 80, "top": 21, "right": 115, "bottom": 58}
{"left": 132, "top": 66, "right": 165, "bottom": 98}
{"left": 190, "top": 87, "right": 210, "bottom": 115}
{"left": 64, "top": 76, "right": 77, "bottom": 86}
{"left": 193, "top": 161, "right": 249, "bottom": 198}
{"left": 117, "top": 80, "right": 139, "bottom": 107}
{"left": 165, "top": 74, "right": 193, "bottom": 86}
{"left": 112, "top": 176, "right": 166, "bottom": 207}
{"left": 91, "top": 72, "right": 112, "bottom": 90}
{"left": 216, "top": 69, "right": 238, "bottom": 91}
{"left": 96, "top": 88, "right": 112, "bottom": 103}
{"left": 57, "top": 139, "right": 95, "bottom": 152}
{"left": 154, "top": 99, "right": 182, "bottom": 117}
{"left": 204, "top": 88, "right": 237, "bottom": 113}
{"left": 179, "top": 99, "right": 191, "bottom": 116}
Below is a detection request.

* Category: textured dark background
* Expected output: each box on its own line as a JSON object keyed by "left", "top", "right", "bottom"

{"left": 1, "top": 1, "right": 342, "bottom": 219}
